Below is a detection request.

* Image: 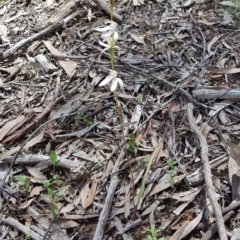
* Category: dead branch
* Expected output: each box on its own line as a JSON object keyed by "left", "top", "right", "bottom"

{"left": 3, "top": 96, "right": 63, "bottom": 144}
{"left": 92, "top": 0, "right": 123, "bottom": 24}
{"left": 0, "top": 12, "right": 80, "bottom": 61}
{"left": 194, "top": 88, "right": 240, "bottom": 99}
{"left": 4, "top": 154, "right": 89, "bottom": 180}
{"left": 222, "top": 200, "right": 240, "bottom": 215}
{"left": 201, "top": 211, "right": 234, "bottom": 240}
{"left": 93, "top": 150, "right": 125, "bottom": 240}
{"left": 187, "top": 103, "right": 227, "bottom": 240}
{"left": 1, "top": 217, "right": 43, "bottom": 240}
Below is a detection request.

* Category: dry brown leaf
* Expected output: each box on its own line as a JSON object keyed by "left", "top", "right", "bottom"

{"left": 81, "top": 176, "right": 98, "bottom": 209}
{"left": 0, "top": 115, "right": 25, "bottom": 141}
{"left": 173, "top": 202, "right": 191, "bottom": 216}
{"left": 148, "top": 174, "right": 186, "bottom": 197}
{"left": 225, "top": 142, "right": 240, "bottom": 200}
{"left": 24, "top": 131, "right": 45, "bottom": 151}
{"left": 19, "top": 199, "right": 34, "bottom": 210}
{"left": 0, "top": 146, "right": 21, "bottom": 162}
{"left": 207, "top": 34, "right": 224, "bottom": 53}
{"left": 43, "top": 40, "right": 77, "bottom": 77}
{"left": 200, "top": 122, "right": 213, "bottom": 138}
{"left": 217, "top": 57, "right": 228, "bottom": 68}
{"left": 209, "top": 66, "right": 240, "bottom": 74}
{"left": 114, "top": 194, "right": 131, "bottom": 207}
{"left": 59, "top": 220, "right": 79, "bottom": 228}
{"left": 219, "top": 1, "right": 237, "bottom": 7}
{"left": 60, "top": 203, "right": 75, "bottom": 214}
{"left": 232, "top": 174, "right": 240, "bottom": 201}
{"left": 63, "top": 213, "right": 99, "bottom": 220}
{"left": 124, "top": 198, "right": 131, "bottom": 219}
{"left": 73, "top": 149, "right": 97, "bottom": 162}
{"left": 184, "top": 0, "right": 193, "bottom": 6}
{"left": 226, "top": 142, "right": 240, "bottom": 185}
{"left": 170, "top": 211, "right": 203, "bottom": 240}
{"left": 197, "top": 19, "right": 218, "bottom": 25}
{"left": 208, "top": 100, "right": 233, "bottom": 117}
{"left": 208, "top": 74, "right": 223, "bottom": 81}
{"left": 26, "top": 167, "right": 47, "bottom": 183}
{"left": 133, "top": 0, "right": 144, "bottom": 6}
{"left": 130, "top": 33, "right": 145, "bottom": 44}
{"left": 29, "top": 186, "right": 44, "bottom": 198}
{"left": 0, "top": 65, "right": 22, "bottom": 82}
{"left": 49, "top": 93, "right": 83, "bottom": 120}
{"left": 195, "top": 113, "right": 202, "bottom": 124}
{"left": 141, "top": 200, "right": 160, "bottom": 216}
{"left": 100, "top": 160, "right": 113, "bottom": 183}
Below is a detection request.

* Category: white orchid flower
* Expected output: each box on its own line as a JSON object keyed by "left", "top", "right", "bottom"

{"left": 99, "top": 70, "right": 124, "bottom": 92}
{"left": 94, "top": 21, "right": 118, "bottom": 42}
{"left": 98, "top": 35, "right": 120, "bottom": 54}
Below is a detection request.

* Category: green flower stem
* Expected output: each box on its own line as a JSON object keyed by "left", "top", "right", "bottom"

{"left": 109, "top": 2, "right": 137, "bottom": 218}
{"left": 110, "top": 44, "right": 114, "bottom": 70}
{"left": 110, "top": 0, "right": 114, "bottom": 21}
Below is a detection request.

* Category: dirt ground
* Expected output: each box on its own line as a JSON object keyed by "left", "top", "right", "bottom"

{"left": 1, "top": 0, "right": 240, "bottom": 239}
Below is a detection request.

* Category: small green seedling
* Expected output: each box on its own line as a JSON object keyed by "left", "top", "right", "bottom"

{"left": 25, "top": 233, "right": 31, "bottom": 240}
{"left": 98, "top": 162, "right": 105, "bottom": 170}
{"left": 143, "top": 225, "right": 165, "bottom": 240}
{"left": 75, "top": 113, "right": 92, "bottom": 125}
{"left": 14, "top": 175, "right": 32, "bottom": 194}
{"left": 42, "top": 175, "right": 66, "bottom": 214}
{"left": 50, "top": 150, "right": 57, "bottom": 172}
{"left": 167, "top": 159, "right": 178, "bottom": 188}
{"left": 197, "top": 11, "right": 205, "bottom": 19}
{"left": 127, "top": 133, "right": 139, "bottom": 155}
{"left": 43, "top": 180, "right": 61, "bottom": 214}
{"left": 137, "top": 93, "right": 143, "bottom": 103}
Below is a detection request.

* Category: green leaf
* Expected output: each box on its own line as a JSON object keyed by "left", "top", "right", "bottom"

{"left": 127, "top": 133, "right": 136, "bottom": 148}
{"left": 15, "top": 175, "right": 29, "bottom": 185}
{"left": 43, "top": 180, "right": 51, "bottom": 188}
{"left": 50, "top": 151, "right": 57, "bottom": 165}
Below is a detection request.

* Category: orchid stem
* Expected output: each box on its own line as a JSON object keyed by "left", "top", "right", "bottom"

{"left": 109, "top": 1, "right": 137, "bottom": 219}
{"left": 110, "top": 0, "right": 114, "bottom": 21}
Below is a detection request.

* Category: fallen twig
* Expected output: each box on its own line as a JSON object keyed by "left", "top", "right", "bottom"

{"left": 194, "top": 88, "right": 240, "bottom": 99}
{"left": 1, "top": 217, "right": 43, "bottom": 240}
{"left": 187, "top": 103, "right": 227, "bottom": 240}
{"left": 93, "top": 150, "right": 125, "bottom": 240}
{"left": 0, "top": 12, "right": 81, "bottom": 61}
{"left": 4, "top": 154, "right": 89, "bottom": 181}
{"left": 201, "top": 211, "right": 234, "bottom": 240}
{"left": 222, "top": 200, "right": 240, "bottom": 215}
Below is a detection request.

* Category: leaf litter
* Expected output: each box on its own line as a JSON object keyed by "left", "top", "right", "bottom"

{"left": 1, "top": 0, "right": 240, "bottom": 239}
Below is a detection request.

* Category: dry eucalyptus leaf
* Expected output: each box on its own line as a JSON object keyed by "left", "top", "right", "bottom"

{"left": 130, "top": 33, "right": 145, "bottom": 44}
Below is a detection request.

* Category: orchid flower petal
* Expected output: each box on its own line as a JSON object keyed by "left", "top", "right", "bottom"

{"left": 113, "top": 32, "right": 118, "bottom": 42}
{"left": 116, "top": 78, "right": 124, "bottom": 90}
{"left": 94, "top": 26, "right": 111, "bottom": 32}
{"left": 99, "top": 75, "right": 113, "bottom": 86}
{"left": 100, "top": 47, "right": 110, "bottom": 55}
{"left": 101, "top": 30, "right": 114, "bottom": 39}
{"left": 110, "top": 78, "right": 118, "bottom": 92}
{"left": 99, "top": 40, "right": 110, "bottom": 48}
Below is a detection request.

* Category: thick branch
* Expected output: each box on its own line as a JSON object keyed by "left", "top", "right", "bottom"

{"left": 93, "top": 150, "right": 125, "bottom": 240}
{"left": 187, "top": 103, "right": 227, "bottom": 240}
